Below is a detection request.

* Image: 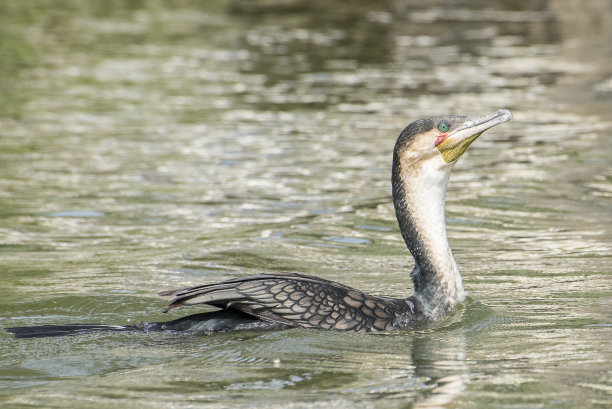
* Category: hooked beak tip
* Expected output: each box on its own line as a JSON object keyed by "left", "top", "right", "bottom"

{"left": 496, "top": 109, "right": 513, "bottom": 123}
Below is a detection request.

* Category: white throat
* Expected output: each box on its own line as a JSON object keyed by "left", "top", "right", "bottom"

{"left": 393, "top": 154, "right": 465, "bottom": 318}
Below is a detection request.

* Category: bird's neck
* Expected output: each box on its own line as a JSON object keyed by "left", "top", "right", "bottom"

{"left": 392, "top": 154, "right": 465, "bottom": 319}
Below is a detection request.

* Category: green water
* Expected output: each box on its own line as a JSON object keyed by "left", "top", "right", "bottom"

{"left": 1, "top": 1, "right": 610, "bottom": 408}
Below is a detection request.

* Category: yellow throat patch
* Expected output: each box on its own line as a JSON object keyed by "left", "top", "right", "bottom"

{"left": 437, "top": 133, "right": 482, "bottom": 163}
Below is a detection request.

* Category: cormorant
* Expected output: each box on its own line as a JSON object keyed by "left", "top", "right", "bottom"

{"left": 6, "top": 109, "right": 512, "bottom": 338}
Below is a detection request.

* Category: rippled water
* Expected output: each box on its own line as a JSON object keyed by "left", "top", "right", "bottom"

{"left": 1, "top": 1, "right": 611, "bottom": 408}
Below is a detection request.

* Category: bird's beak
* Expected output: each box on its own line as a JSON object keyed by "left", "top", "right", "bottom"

{"left": 437, "top": 109, "right": 512, "bottom": 163}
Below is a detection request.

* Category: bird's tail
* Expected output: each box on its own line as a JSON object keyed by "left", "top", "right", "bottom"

{"left": 6, "top": 311, "right": 287, "bottom": 338}
{"left": 5, "top": 323, "right": 138, "bottom": 339}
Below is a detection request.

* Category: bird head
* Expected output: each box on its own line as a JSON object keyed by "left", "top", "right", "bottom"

{"left": 394, "top": 109, "right": 512, "bottom": 169}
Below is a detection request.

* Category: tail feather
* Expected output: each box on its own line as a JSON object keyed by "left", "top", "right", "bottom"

{"left": 6, "top": 311, "right": 288, "bottom": 339}
{"left": 5, "top": 324, "right": 136, "bottom": 339}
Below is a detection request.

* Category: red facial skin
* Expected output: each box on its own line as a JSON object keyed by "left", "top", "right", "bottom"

{"left": 434, "top": 133, "right": 448, "bottom": 146}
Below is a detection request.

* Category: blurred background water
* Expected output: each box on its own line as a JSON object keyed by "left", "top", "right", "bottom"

{"left": 0, "top": 0, "right": 610, "bottom": 408}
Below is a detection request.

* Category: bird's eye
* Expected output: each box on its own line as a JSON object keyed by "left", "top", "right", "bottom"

{"left": 437, "top": 122, "right": 450, "bottom": 133}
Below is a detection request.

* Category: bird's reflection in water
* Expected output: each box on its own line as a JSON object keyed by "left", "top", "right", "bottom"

{"left": 411, "top": 328, "right": 468, "bottom": 408}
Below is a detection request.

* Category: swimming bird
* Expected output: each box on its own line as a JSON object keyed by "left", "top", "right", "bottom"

{"left": 6, "top": 109, "right": 512, "bottom": 338}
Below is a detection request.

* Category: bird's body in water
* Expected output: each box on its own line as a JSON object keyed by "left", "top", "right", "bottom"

{"left": 6, "top": 110, "right": 512, "bottom": 338}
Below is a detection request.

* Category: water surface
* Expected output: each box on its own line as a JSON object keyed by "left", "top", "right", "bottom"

{"left": 1, "top": 1, "right": 611, "bottom": 408}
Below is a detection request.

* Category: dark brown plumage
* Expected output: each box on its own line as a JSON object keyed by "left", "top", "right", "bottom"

{"left": 160, "top": 272, "right": 419, "bottom": 332}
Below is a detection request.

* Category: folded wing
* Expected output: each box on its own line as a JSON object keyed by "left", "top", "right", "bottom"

{"left": 160, "top": 272, "right": 413, "bottom": 332}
